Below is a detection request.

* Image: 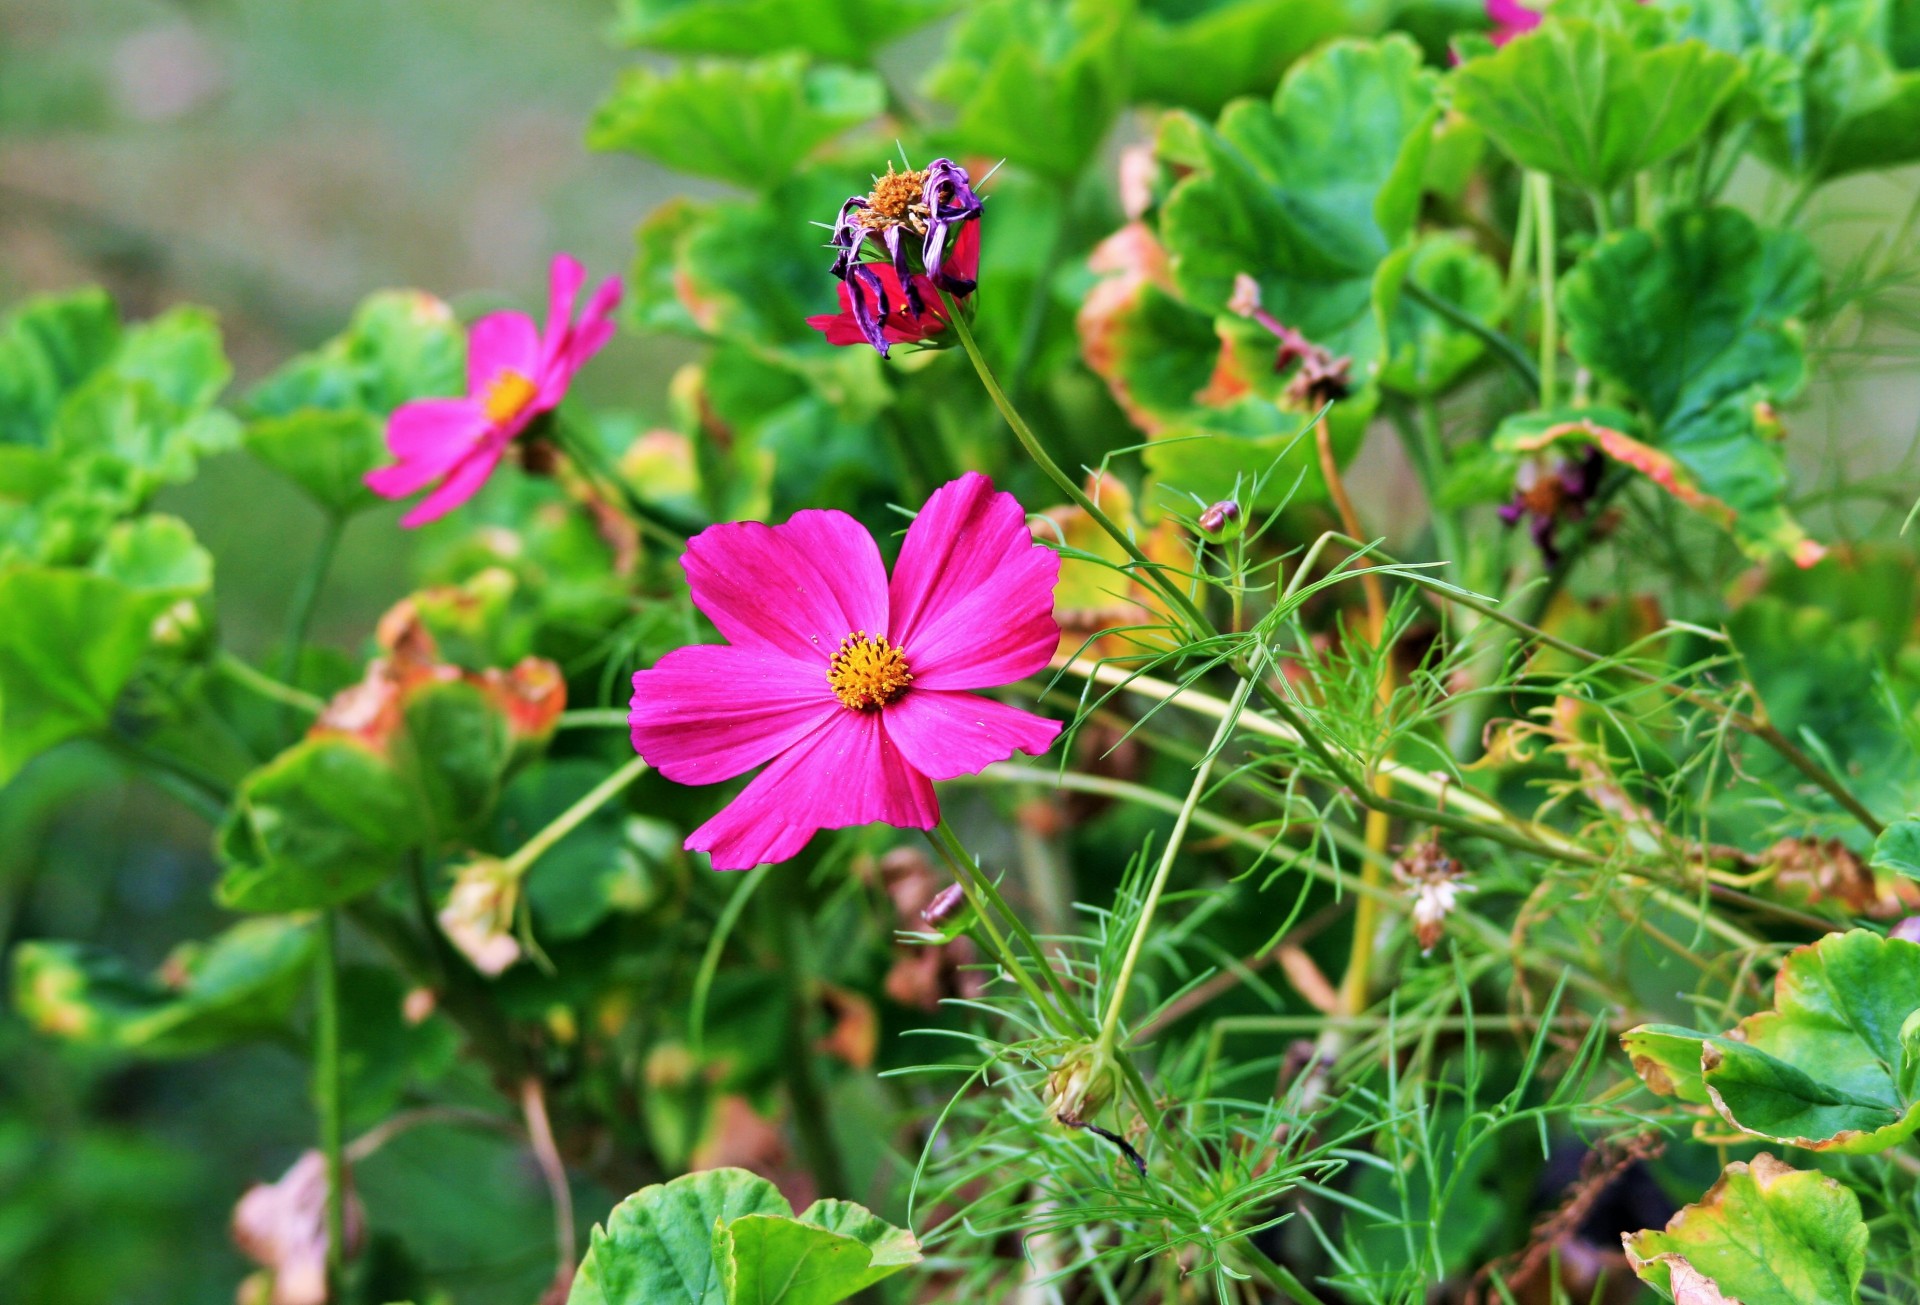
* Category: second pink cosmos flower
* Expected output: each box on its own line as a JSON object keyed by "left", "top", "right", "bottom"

{"left": 366, "top": 253, "right": 621, "bottom": 527}
{"left": 628, "top": 472, "right": 1062, "bottom": 870}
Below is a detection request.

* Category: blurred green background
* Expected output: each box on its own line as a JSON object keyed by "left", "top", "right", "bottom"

{"left": 0, "top": 2, "right": 679, "bottom": 1299}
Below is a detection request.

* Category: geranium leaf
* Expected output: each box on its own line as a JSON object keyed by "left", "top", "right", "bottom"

{"left": 569, "top": 1168, "right": 792, "bottom": 1305}
{"left": 1125, "top": 0, "right": 1362, "bottom": 115}
{"left": 612, "top": 0, "right": 951, "bottom": 63}
{"left": 717, "top": 1202, "right": 921, "bottom": 1305}
{"left": 1558, "top": 206, "right": 1824, "bottom": 563}
{"left": 1625, "top": 1153, "right": 1867, "bottom": 1304}
{"left": 1451, "top": 12, "right": 1746, "bottom": 192}
{"left": 589, "top": 55, "right": 885, "bottom": 189}
{"left": 11, "top": 918, "right": 316, "bottom": 1057}
{"left": 1870, "top": 818, "right": 1920, "bottom": 879}
{"left": 215, "top": 738, "right": 424, "bottom": 912}
{"left": 1374, "top": 233, "right": 1504, "bottom": 397}
{"left": 0, "top": 287, "right": 122, "bottom": 446}
{"left": 0, "top": 566, "right": 176, "bottom": 784}
{"left": 1624, "top": 930, "right": 1920, "bottom": 1153}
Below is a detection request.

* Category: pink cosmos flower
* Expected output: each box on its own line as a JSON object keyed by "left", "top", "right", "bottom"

{"left": 365, "top": 253, "right": 621, "bottom": 527}
{"left": 1486, "top": 0, "right": 1542, "bottom": 43}
{"left": 628, "top": 472, "right": 1062, "bottom": 870}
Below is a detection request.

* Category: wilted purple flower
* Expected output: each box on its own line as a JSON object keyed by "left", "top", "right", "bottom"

{"left": 1499, "top": 448, "right": 1606, "bottom": 565}
{"left": 825, "top": 158, "right": 984, "bottom": 356}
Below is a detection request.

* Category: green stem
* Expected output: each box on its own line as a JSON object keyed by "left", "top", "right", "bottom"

{"left": 557, "top": 708, "right": 629, "bottom": 731}
{"left": 1529, "top": 172, "right": 1558, "bottom": 408}
{"left": 105, "top": 734, "right": 229, "bottom": 823}
{"left": 942, "top": 292, "right": 1212, "bottom": 639}
{"left": 1400, "top": 281, "right": 1540, "bottom": 395}
{"left": 551, "top": 416, "right": 694, "bottom": 554}
{"left": 1095, "top": 651, "right": 1263, "bottom": 1053}
{"left": 280, "top": 513, "right": 344, "bottom": 684}
{"left": 925, "top": 822, "right": 1086, "bottom": 1039}
{"left": 504, "top": 754, "right": 650, "bottom": 878}
{"left": 316, "top": 908, "right": 347, "bottom": 1286}
{"left": 217, "top": 650, "right": 325, "bottom": 716}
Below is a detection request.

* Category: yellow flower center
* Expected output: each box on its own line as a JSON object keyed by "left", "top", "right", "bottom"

{"left": 827, "top": 632, "right": 912, "bottom": 711}
{"left": 482, "top": 369, "right": 539, "bottom": 425}
{"left": 855, "top": 164, "right": 929, "bottom": 232}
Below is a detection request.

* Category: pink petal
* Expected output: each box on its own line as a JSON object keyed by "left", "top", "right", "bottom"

{"left": 883, "top": 689, "right": 1061, "bottom": 781}
{"left": 682, "top": 511, "right": 889, "bottom": 662}
{"left": 398, "top": 436, "right": 507, "bottom": 528}
{"left": 365, "top": 398, "right": 490, "bottom": 498}
{"left": 686, "top": 709, "right": 937, "bottom": 870}
{"left": 570, "top": 277, "right": 622, "bottom": 368}
{"left": 628, "top": 643, "right": 837, "bottom": 785}
{"left": 466, "top": 311, "right": 541, "bottom": 395}
{"left": 887, "top": 472, "right": 1060, "bottom": 690}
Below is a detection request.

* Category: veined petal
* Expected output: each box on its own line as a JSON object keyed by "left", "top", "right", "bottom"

{"left": 467, "top": 311, "right": 542, "bottom": 396}
{"left": 629, "top": 643, "right": 837, "bottom": 785}
{"left": 397, "top": 436, "right": 507, "bottom": 528}
{"left": 883, "top": 690, "right": 1061, "bottom": 781}
{"left": 686, "top": 710, "right": 937, "bottom": 870}
{"left": 888, "top": 473, "right": 1060, "bottom": 690}
{"left": 365, "top": 398, "right": 491, "bottom": 498}
{"left": 682, "top": 510, "right": 889, "bottom": 661}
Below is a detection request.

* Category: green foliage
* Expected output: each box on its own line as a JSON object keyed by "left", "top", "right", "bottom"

{"left": 11, "top": 918, "right": 315, "bottom": 1056}
{"left": 569, "top": 1168, "right": 919, "bottom": 1305}
{"left": 589, "top": 55, "right": 886, "bottom": 189}
{"left": 245, "top": 289, "right": 463, "bottom": 515}
{"left": 1625, "top": 1154, "right": 1868, "bottom": 1304}
{"left": 1451, "top": 9, "right": 1746, "bottom": 192}
{"left": 612, "top": 0, "right": 951, "bottom": 62}
{"left": 1624, "top": 931, "right": 1920, "bottom": 1153}
{"left": 1871, "top": 818, "right": 1920, "bottom": 879}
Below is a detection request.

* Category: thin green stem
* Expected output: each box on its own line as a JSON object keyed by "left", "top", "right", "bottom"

{"left": 932, "top": 820, "right": 1086, "bottom": 1029}
{"left": 551, "top": 416, "right": 694, "bottom": 553}
{"left": 1095, "top": 652, "right": 1263, "bottom": 1053}
{"left": 504, "top": 754, "right": 649, "bottom": 878}
{"left": 1400, "top": 281, "right": 1540, "bottom": 395}
{"left": 925, "top": 822, "right": 1085, "bottom": 1039}
{"left": 315, "top": 908, "right": 347, "bottom": 1286}
{"left": 280, "top": 513, "right": 344, "bottom": 684}
{"left": 1529, "top": 172, "right": 1558, "bottom": 408}
{"left": 557, "top": 708, "right": 628, "bottom": 730}
{"left": 942, "top": 292, "right": 1212, "bottom": 639}
{"left": 217, "top": 650, "right": 325, "bottom": 716}
{"left": 105, "top": 734, "right": 229, "bottom": 823}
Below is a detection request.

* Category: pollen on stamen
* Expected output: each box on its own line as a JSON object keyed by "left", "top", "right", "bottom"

{"left": 856, "top": 163, "right": 930, "bottom": 232}
{"left": 482, "top": 369, "right": 538, "bottom": 425}
{"left": 827, "top": 631, "right": 913, "bottom": 711}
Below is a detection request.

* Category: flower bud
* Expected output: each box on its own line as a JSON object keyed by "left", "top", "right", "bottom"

{"left": 1892, "top": 916, "right": 1920, "bottom": 945}
{"left": 1196, "top": 499, "right": 1243, "bottom": 543}
{"left": 922, "top": 882, "right": 966, "bottom": 928}
{"left": 1043, "top": 1043, "right": 1119, "bottom": 1127}
{"left": 438, "top": 857, "right": 522, "bottom": 976}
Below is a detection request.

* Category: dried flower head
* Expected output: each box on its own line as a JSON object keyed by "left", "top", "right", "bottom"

{"left": 1394, "top": 835, "right": 1472, "bottom": 955}
{"left": 1225, "top": 273, "right": 1352, "bottom": 407}
{"left": 438, "top": 857, "right": 523, "bottom": 976}
{"left": 821, "top": 157, "right": 984, "bottom": 356}
{"left": 231, "top": 1150, "right": 365, "bottom": 1305}
{"left": 1498, "top": 447, "right": 1606, "bottom": 565}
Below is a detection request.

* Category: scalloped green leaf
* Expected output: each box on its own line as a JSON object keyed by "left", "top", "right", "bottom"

{"left": 569, "top": 1169, "right": 920, "bottom": 1305}
{"left": 243, "top": 409, "right": 386, "bottom": 517}
{"left": 570, "top": 1168, "right": 791, "bottom": 1305}
{"left": 1126, "top": 0, "right": 1370, "bottom": 115}
{"left": 0, "top": 287, "right": 121, "bottom": 446}
{"left": 589, "top": 55, "right": 885, "bottom": 189}
{"left": 1559, "top": 206, "right": 1823, "bottom": 563}
{"left": 1158, "top": 35, "right": 1439, "bottom": 330}
{"left": 0, "top": 565, "right": 177, "bottom": 784}
{"left": 1451, "top": 13, "right": 1746, "bottom": 192}
{"left": 922, "top": 0, "right": 1128, "bottom": 180}
{"left": 718, "top": 1205, "right": 920, "bottom": 1305}
{"left": 215, "top": 738, "right": 424, "bottom": 912}
{"left": 89, "top": 515, "right": 213, "bottom": 599}
{"left": 11, "top": 918, "right": 315, "bottom": 1057}
{"left": 1624, "top": 930, "right": 1920, "bottom": 1153}
{"left": 612, "top": 0, "right": 951, "bottom": 62}
{"left": 1625, "top": 1154, "right": 1866, "bottom": 1305}
{"left": 1870, "top": 817, "right": 1920, "bottom": 879}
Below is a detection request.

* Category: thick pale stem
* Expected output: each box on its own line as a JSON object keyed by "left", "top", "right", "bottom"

{"left": 504, "top": 754, "right": 650, "bottom": 879}
{"left": 1530, "top": 172, "right": 1558, "bottom": 407}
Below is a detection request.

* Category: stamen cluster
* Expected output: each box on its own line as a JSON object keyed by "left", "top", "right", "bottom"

{"left": 827, "top": 632, "right": 913, "bottom": 711}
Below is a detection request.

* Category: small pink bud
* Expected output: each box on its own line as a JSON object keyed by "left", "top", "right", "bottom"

{"left": 1196, "top": 499, "right": 1243, "bottom": 543}
{"left": 1227, "top": 273, "right": 1262, "bottom": 318}
{"left": 922, "top": 883, "right": 966, "bottom": 928}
